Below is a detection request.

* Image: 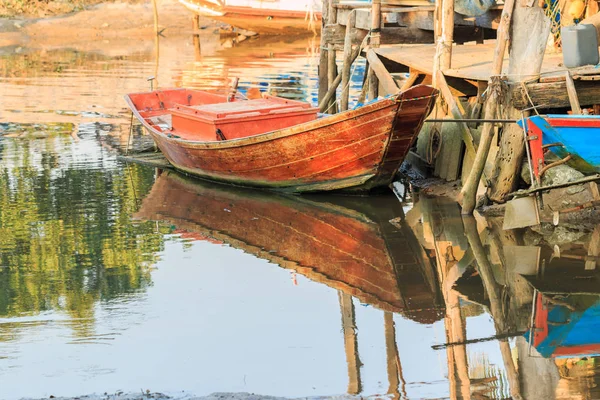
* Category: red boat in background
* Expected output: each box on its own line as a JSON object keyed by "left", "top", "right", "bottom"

{"left": 124, "top": 85, "right": 437, "bottom": 193}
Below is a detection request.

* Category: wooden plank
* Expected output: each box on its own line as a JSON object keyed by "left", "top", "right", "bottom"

{"left": 400, "top": 71, "right": 419, "bottom": 90}
{"left": 565, "top": 71, "right": 582, "bottom": 115}
{"left": 366, "top": 49, "right": 400, "bottom": 95}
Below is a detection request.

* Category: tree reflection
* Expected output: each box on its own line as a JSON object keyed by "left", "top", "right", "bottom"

{"left": 0, "top": 138, "right": 167, "bottom": 336}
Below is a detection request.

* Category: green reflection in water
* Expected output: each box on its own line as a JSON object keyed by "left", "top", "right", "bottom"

{"left": 0, "top": 137, "right": 168, "bottom": 333}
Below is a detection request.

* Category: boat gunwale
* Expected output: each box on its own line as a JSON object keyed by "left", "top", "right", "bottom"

{"left": 124, "top": 92, "right": 401, "bottom": 150}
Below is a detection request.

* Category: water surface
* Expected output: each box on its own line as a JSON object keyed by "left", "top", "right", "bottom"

{"left": 1, "top": 32, "right": 600, "bottom": 400}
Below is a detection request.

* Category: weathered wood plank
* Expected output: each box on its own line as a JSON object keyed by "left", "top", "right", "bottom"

{"left": 512, "top": 80, "right": 600, "bottom": 109}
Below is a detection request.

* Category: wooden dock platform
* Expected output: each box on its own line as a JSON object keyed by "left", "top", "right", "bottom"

{"left": 374, "top": 42, "right": 600, "bottom": 109}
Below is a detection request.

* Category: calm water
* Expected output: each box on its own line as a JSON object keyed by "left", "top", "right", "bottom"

{"left": 1, "top": 32, "right": 600, "bottom": 400}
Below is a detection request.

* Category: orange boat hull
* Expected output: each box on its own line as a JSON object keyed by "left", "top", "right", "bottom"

{"left": 125, "top": 85, "right": 437, "bottom": 193}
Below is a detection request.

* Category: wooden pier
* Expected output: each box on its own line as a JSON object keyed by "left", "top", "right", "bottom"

{"left": 317, "top": 0, "right": 600, "bottom": 214}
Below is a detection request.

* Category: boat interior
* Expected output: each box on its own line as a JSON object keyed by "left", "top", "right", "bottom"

{"left": 127, "top": 88, "right": 319, "bottom": 142}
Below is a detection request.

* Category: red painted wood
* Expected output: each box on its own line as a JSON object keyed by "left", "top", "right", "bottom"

{"left": 125, "top": 85, "right": 438, "bottom": 192}
{"left": 548, "top": 118, "right": 600, "bottom": 128}
{"left": 527, "top": 119, "right": 545, "bottom": 181}
{"left": 552, "top": 343, "right": 600, "bottom": 357}
{"left": 533, "top": 292, "right": 549, "bottom": 348}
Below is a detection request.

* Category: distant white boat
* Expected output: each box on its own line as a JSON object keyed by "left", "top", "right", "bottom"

{"left": 178, "top": 0, "right": 322, "bottom": 35}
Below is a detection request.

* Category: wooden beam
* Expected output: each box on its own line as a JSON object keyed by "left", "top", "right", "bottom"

{"left": 565, "top": 71, "right": 582, "bottom": 115}
{"left": 400, "top": 71, "right": 419, "bottom": 91}
{"left": 366, "top": 49, "right": 400, "bottom": 95}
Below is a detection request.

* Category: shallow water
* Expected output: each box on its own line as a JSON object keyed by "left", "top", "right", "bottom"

{"left": 1, "top": 32, "right": 600, "bottom": 400}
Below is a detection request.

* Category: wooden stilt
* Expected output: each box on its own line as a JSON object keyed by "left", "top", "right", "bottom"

{"left": 368, "top": 0, "right": 382, "bottom": 101}
{"left": 341, "top": 10, "right": 357, "bottom": 111}
{"left": 439, "top": 0, "right": 454, "bottom": 70}
{"left": 327, "top": 0, "right": 339, "bottom": 113}
{"left": 318, "top": 0, "right": 330, "bottom": 104}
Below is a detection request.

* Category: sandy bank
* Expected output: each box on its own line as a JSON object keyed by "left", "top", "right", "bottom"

{"left": 0, "top": 0, "right": 217, "bottom": 49}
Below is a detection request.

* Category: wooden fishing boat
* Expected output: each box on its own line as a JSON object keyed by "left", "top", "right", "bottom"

{"left": 124, "top": 85, "right": 437, "bottom": 193}
{"left": 178, "top": 0, "right": 321, "bottom": 35}
{"left": 135, "top": 170, "right": 444, "bottom": 322}
{"left": 521, "top": 115, "right": 600, "bottom": 176}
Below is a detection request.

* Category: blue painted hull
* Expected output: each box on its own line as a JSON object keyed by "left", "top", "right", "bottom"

{"left": 519, "top": 115, "right": 600, "bottom": 174}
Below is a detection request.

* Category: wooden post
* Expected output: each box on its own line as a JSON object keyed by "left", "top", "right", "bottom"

{"left": 439, "top": 0, "right": 454, "bottom": 70}
{"left": 368, "top": 0, "right": 382, "bottom": 101}
{"left": 318, "top": 0, "right": 330, "bottom": 104}
{"left": 327, "top": 0, "right": 339, "bottom": 113}
{"left": 341, "top": 10, "right": 357, "bottom": 111}
{"left": 460, "top": 0, "right": 517, "bottom": 214}
{"left": 339, "top": 292, "right": 361, "bottom": 395}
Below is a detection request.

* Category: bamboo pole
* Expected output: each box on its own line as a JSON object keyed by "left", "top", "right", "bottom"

{"left": 340, "top": 10, "right": 357, "bottom": 111}
{"left": 368, "top": 0, "right": 382, "bottom": 101}
{"left": 460, "top": 0, "right": 517, "bottom": 214}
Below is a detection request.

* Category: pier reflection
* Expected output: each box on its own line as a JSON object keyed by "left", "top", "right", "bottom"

{"left": 411, "top": 194, "right": 600, "bottom": 399}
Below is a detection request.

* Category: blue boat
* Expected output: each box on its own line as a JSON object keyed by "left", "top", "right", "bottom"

{"left": 519, "top": 115, "right": 600, "bottom": 175}
{"left": 525, "top": 292, "right": 600, "bottom": 358}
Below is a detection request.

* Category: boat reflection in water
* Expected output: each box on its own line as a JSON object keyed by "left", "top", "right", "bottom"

{"left": 136, "top": 170, "right": 444, "bottom": 322}
{"left": 135, "top": 170, "right": 445, "bottom": 396}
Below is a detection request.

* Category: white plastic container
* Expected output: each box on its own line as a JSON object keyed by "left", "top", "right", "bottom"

{"left": 561, "top": 24, "right": 599, "bottom": 68}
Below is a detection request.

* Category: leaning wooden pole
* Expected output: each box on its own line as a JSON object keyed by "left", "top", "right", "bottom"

{"left": 460, "top": 0, "right": 517, "bottom": 214}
